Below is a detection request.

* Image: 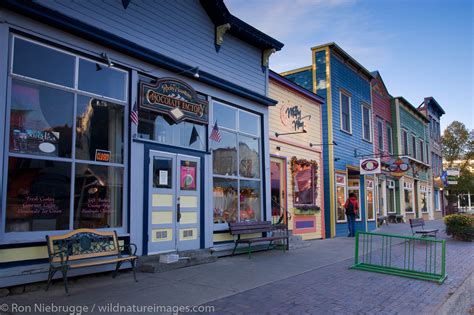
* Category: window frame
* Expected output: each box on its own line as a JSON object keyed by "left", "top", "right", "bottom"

{"left": 335, "top": 174, "right": 347, "bottom": 223}
{"left": 419, "top": 139, "right": 425, "bottom": 163}
{"left": 386, "top": 180, "right": 396, "bottom": 214}
{"left": 386, "top": 124, "right": 393, "bottom": 154}
{"left": 411, "top": 134, "right": 417, "bottom": 160}
{"left": 376, "top": 118, "right": 384, "bottom": 152}
{"left": 402, "top": 129, "right": 409, "bottom": 155}
{"left": 339, "top": 90, "right": 352, "bottom": 134}
{"left": 211, "top": 100, "right": 263, "bottom": 231}
{"left": 1, "top": 34, "right": 129, "bottom": 243}
{"left": 366, "top": 179, "right": 375, "bottom": 221}
{"left": 361, "top": 104, "right": 372, "bottom": 142}
{"left": 403, "top": 181, "right": 415, "bottom": 213}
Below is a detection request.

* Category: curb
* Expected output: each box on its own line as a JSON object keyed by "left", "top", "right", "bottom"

{"left": 436, "top": 270, "right": 474, "bottom": 315}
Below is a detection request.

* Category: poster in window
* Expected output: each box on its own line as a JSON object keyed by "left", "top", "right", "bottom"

{"left": 180, "top": 164, "right": 196, "bottom": 190}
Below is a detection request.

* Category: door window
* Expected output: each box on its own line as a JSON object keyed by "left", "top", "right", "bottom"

{"left": 153, "top": 158, "right": 173, "bottom": 189}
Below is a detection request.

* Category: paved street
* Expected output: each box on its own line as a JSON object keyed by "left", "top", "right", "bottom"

{"left": 1, "top": 220, "right": 473, "bottom": 315}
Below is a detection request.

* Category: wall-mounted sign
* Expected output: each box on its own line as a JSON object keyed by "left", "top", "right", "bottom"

{"left": 360, "top": 158, "right": 381, "bottom": 175}
{"left": 139, "top": 78, "right": 208, "bottom": 124}
{"left": 388, "top": 157, "right": 410, "bottom": 178}
{"left": 446, "top": 168, "right": 460, "bottom": 185}
{"left": 95, "top": 149, "right": 111, "bottom": 162}
{"left": 280, "top": 104, "right": 311, "bottom": 131}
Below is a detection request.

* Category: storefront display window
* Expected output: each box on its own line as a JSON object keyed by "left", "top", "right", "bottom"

{"left": 387, "top": 180, "right": 396, "bottom": 213}
{"left": 404, "top": 182, "right": 414, "bottom": 213}
{"left": 212, "top": 102, "right": 261, "bottom": 229}
{"left": 366, "top": 179, "right": 374, "bottom": 220}
{"left": 6, "top": 157, "right": 71, "bottom": 232}
{"left": 3, "top": 36, "right": 128, "bottom": 238}
{"left": 348, "top": 179, "right": 361, "bottom": 220}
{"left": 138, "top": 112, "right": 206, "bottom": 151}
{"left": 74, "top": 164, "right": 123, "bottom": 229}
{"left": 420, "top": 191, "right": 428, "bottom": 213}
{"left": 76, "top": 96, "right": 124, "bottom": 163}
{"left": 336, "top": 174, "right": 346, "bottom": 222}
{"left": 291, "top": 158, "right": 318, "bottom": 207}
{"left": 9, "top": 79, "right": 74, "bottom": 158}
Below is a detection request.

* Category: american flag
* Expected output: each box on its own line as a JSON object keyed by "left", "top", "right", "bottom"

{"left": 130, "top": 101, "right": 139, "bottom": 125}
{"left": 209, "top": 122, "right": 221, "bottom": 142}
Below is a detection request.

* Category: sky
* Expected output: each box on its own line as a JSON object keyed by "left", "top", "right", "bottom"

{"left": 226, "top": 0, "right": 473, "bottom": 132}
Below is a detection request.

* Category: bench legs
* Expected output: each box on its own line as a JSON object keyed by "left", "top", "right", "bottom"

{"left": 232, "top": 241, "right": 239, "bottom": 256}
{"left": 112, "top": 261, "right": 123, "bottom": 278}
{"left": 61, "top": 266, "right": 69, "bottom": 295}
{"left": 131, "top": 259, "right": 138, "bottom": 282}
{"left": 45, "top": 267, "right": 57, "bottom": 291}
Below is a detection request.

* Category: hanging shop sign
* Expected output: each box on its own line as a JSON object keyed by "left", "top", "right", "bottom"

{"left": 446, "top": 168, "right": 460, "bottom": 185}
{"left": 139, "top": 78, "right": 208, "bottom": 124}
{"left": 280, "top": 104, "right": 311, "bottom": 131}
{"left": 388, "top": 157, "right": 410, "bottom": 178}
{"left": 359, "top": 158, "right": 381, "bottom": 175}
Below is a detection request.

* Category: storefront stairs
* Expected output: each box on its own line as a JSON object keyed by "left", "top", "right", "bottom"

{"left": 288, "top": 234, "right": 312, "bottom": 250}
{"left": 138, "top": 249, "right": 217, "bottom": 273}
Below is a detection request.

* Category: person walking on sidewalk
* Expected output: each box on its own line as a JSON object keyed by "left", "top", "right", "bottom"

{"left": 345, "top": 193, "right": 359, "bottom": 237}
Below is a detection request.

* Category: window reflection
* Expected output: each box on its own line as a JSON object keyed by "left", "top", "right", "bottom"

{"left": 75, "top": 96, "right": 124, "bottom": 163}
{"left": 9, "top": 79, "right": 73, "bottom": 158}
{"left": 213, "top": 178, "right": 238, "bottom": 224}
{"left": 74, "top": 164, "right": 123, "bottom": 229}
{"left": 6, "top": 157, "right": 71, "bottom": 232}
{"left": 294, "top": 164, "right": 314, "bottom": 205}
{"left": 240, "top": 180, "right": 260, "bottom": 221}
{"left": 212, "top": 130, "right": 237, "bottom": 176}
{"left": 78, "top": 59, "right": 127, "bottom": 101}
{"left": 213, "top": 103, "right": 236, "bottom": 130}
{"left": 239, "top": 135, "right": 260, "bottom": 178}
{"left": 138, "top": 112, "right": 206, "bottom": 151}
{"left": 13, "top": 38, "right": 75, "bottom": 87}
{"left": 336, "top": 186, "right": 346, "bottom": 221}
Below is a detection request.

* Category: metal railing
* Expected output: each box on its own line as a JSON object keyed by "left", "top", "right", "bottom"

{"left": 351, "top": 232, "right": 447, "bottom": 284}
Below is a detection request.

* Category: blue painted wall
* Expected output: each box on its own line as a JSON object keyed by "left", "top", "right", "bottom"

{"left": 34, "top": 0, "right": 267, "bottom": 94}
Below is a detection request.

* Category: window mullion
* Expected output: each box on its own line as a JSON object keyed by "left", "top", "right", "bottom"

{"left": 69, "top": 93, "right": 78, "bottom": 230}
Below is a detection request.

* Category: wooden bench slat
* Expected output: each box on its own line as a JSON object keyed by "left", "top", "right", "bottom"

{"left": 238, "top": 236, "right": 288, "bottom": 243}
{"left": 69, "top": 256, "right": 137, "bottom": 269}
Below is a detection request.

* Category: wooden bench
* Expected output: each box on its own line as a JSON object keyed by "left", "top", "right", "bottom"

{"left": 388, "top": 214, "right": 405, "bottom": 223}
{"left": 409, "top": 218, "right": 439, "bottom": 238}
{"left": 377, "top": 215, "right": 389, "bottom": 227}
{"left": 229, "top": 221, "right": 289, "bottom": 258}
{"left": 46, "top": 229, "right": 138, "bottom": 294}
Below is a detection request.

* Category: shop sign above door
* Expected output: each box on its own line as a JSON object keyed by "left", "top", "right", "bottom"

{"left": 139, "top": 78, "right": 208, "bottom": 124}
{"left": 360, "top": 158, "right": 381, "bottom": 175}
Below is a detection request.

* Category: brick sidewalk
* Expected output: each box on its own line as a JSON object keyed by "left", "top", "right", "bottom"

{"left": 1, "top": 220, "right": 472, "bottom": 315}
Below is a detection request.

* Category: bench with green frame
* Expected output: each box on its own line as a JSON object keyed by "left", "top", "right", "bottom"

{"left": 229, "top": 221, "right": 289, "bottom": 258}
{"left": 45, "top": 229, "right": 138, "bottom": 294}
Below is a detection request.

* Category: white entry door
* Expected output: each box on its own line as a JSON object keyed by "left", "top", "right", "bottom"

{"left": 148, "top": 150, "right": 200, "bottom": 254}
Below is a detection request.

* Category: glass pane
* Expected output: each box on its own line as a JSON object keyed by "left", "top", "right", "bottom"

{"left": 76, "top": 96, "right": 124, "bottom": 163}
{"left": 74, "top": 163, "right": 123, "bottom": 229}
{"left": 239, "top": 111, "right": 259, "bottom": 135}
{"left": 336, "top": 186, "right": 346, "bottom": 221}
{"left": 213, "top": 178, "right": 238, "bottom": 224}
{"left": 240, "top": 180, "right": 261, "bottom": 221}
{"left": 213, "top": 103, "right": 236, "bottom": 130}
{"left": 78, "top": 59, "right": 127, "bottom": 101}
{"left": 404, "top": 190, "right": 413, "bottom": 212}
{"left": 367, "top": 190, "right": 374, "bottom": 220}
{"left": 421, "top": 192, "right": 428, "bottom": 212}
{"left": 9, "top": 79, "right": 73, "bottom": 158}
{"left": 239, "top": 135, "right": 260, "bottom": 178}
{"left": 212, "top": 130, "right": 237, "bottom": 176}
{"left": 152, "top": 157, "right": 173, "bottom": 188}
{"left": 294, "top": 164, "right": 314, "bottom": 205}
{"left": 137, "top": 112, "right": 206, "bottom": 151}
{"left": 388, "top": 188, "right": 395, "bottom": 213}
{"left": 180, "top": 160, "right": 197, "bottom": 191}
{"left": 6, "top": 157, "right": 71, "bottom": 232}
{"left": 13, "top": 38, "right": 74, "bottom": 87}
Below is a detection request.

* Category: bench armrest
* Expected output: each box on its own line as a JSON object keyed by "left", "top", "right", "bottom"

{"left": 119, "top": 243, "right": 137, "bottom": 257}
{"left": 49, "top": 248, "right": 70, "bottom": 265}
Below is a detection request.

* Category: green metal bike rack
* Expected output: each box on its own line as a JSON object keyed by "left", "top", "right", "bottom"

{"left": 350, "top": 231, "right": 447, "bottom": 284}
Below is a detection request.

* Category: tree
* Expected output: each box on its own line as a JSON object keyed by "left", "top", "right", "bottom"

{"left": 442, "top": 121, "right": 474, "bottom": 194}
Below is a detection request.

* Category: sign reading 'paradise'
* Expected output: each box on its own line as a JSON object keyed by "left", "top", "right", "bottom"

{"left": 139, "top": 78, "right": 208, "bottom": 124}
